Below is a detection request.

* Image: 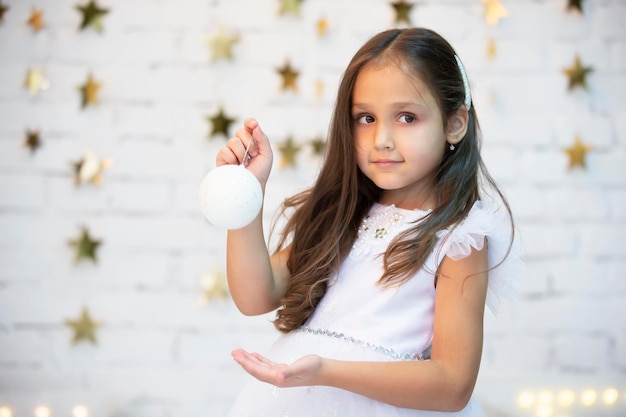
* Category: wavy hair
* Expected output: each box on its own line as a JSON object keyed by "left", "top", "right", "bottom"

{"left": 272, "top": 28, "right": 513, "bottom": 333}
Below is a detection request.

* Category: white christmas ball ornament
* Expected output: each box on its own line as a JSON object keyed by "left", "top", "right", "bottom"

{"left": 198, "top": 165, "right": 263, "bottom": 229}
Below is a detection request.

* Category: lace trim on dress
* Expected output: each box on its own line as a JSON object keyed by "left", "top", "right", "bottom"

{"left": 350, "top": 203, "right": 430, "bottom": 258}
{"left": 297, "top": 326, "right": 431, "bottom": 361}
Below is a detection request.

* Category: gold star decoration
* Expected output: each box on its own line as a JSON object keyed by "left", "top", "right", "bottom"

{"left": 78, "top": 73, "right": 101, "bottom": 108}
{"left": 199, "top": 268, "right": 230, "bottom": 304}
{"left": 0, "top": 1, "right": 8, "bottom": 24}
{"left": 68, "top": 226, "right": 102, "bottom": 264}
{"left": 208, "top": 27, "right": 240, "bottom": 61}
{"left": 278, "top": 0, "right": 303, "bottom": 17}
{"left": 567, "top": 0, "right": 584, "bottom": 13}
{"left": 277, "top": 61, "right": 299, "bottom": 92}
{"left": 309, "top": 136, "right": 326, "bottom": 157}
{"left": 391, "top": 0, "right": 413, "bottom": 25}
{"left": 23, "top": 68, "right": 50, "bottom": 97}
{"left": 487, "top": 37, "right": 497, "bottom": 59}
{"left": 65, "top": 308, "right": 101, "bottom": 345}
{"left": 564, "top": 136, "right": 592, "bottom": 170}
{"left": 207, "top": 107, "right": 235, "bottom": 139}
{"left": 315, "top": 78, "right": 324, "bottom": 98}
{"left": 316, "top": 17, "right": 329, "bottom": 38}
{"left": 562, "top": 55, "right": 593, "bottom": 91}
{"left": 24, "top": 129, "right": 42, "bottom": 154}
{"left": 72, "top": 150, "right": 112, "bottom": 186}
{"left": 278, "top": 136, "right": 301, "bottom": 168}
{"left": 27, "top": 7, "right": 45, "bottom": 32}
{"left": 482, "top": 0, "right": 508, "bottom": 26}
{"left": 76, "top": 0, "right": 109, "bottom": 32}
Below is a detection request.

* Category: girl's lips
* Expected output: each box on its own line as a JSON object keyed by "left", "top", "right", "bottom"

{"left": 372, "top": 159, "right": 401, "bottom": 167}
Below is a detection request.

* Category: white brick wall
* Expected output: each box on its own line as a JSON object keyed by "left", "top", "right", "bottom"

{"left": 1, "top": 0, "right": 625, "bottom": 416}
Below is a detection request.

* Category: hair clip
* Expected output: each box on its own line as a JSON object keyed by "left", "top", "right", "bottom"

{"left": 454, "top": 55, "right": 472, "bottom": 110}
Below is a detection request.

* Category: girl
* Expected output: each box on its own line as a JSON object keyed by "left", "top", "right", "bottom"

{"left": 216, "top": 28, "right": 524, "bottom": 416}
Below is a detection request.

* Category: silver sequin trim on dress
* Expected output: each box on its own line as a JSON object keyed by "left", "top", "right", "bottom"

{"left": 298, "top": 326, "right": 430, "bottom": 361}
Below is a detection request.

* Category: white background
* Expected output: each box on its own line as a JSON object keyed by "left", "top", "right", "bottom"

{"left": 0, "top": 0, "right": 625, "bottom": 416}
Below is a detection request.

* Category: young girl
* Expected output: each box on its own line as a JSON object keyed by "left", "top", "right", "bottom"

{"left": 216, "top": 27, "right": 523, "bottom": 416}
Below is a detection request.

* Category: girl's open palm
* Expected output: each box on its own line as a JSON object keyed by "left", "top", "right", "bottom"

{"left": 231, "top": 348, "right": 323, "bottom": 388}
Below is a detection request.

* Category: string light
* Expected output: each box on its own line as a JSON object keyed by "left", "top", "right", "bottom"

{"left": 580, "top": 389, "right": 597, "bottom": 407}
{"left": 34, "top": 406, "right": 51, "bottom": 417}
{"left": 518, "top": 391, "right": 535, "bottom": 408}
{"left": 535, "top": 404, "right": 553, "bottom": 417}
{"left": 602, "top": 388, "right": 618, "bottom": 406}
{"left": 557, "top": 390, "right": 575, "bottom": 408}
{"left": 0, "top": 406, "right": 13, "bottom": 417}
{"left": 518, "top": 387, "right": 625, "bottom": 415}
{"left": 72, "top": 405, "right": 89, "bottom": 417}
{"left": 537, "top": 390, "right": 554, "bottom": 405}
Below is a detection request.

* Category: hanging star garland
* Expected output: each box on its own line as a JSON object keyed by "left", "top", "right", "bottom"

{"left": 0, "top": 1, "right": 8, "bottom": 24}
{"left": 65, "top": 308, "right": 101, "bottom": 345}
{"left": 487, "top": 37, "right": 497, "bottom": 59}
{"left": 277, "top": 61, "right": 299, "bottom": 92}
{"left": 278, "top": 0, "right": 303, "bottom": 17}
{"left": 208, "top": 27, "right": 240, "bottom": 61}
{"left": 566, "top": 0, "right": 584, "bottom": 13}
{"left": 482, "top": 0, "right": 508, "bottom": 26}
{"left": 278, "top": 136, "right": 301, "bottom": 168}
{"left": 199, "top": 268, "right": 230, "bottom": 304}
{"left": 316, "top": 17, "right": 329, "bottom": 38}
{"left": 68, "top": 226, "right": 102, "bottom": 264}
{"left": 564, "top": 136, "right": 592, "bottom": 170}
{"left": 72, "top": 150, "right": 112, "bottom": 186}
{"left": 563, "top": 55, "right": 593, "bottom": 91}
{"left": 24, "top": 129, "right": 42, "bottom": 154}
{"left": 27, "top": 7, "right": 45, "bottom": 32}
{"left": 207, "top": 108, "right": 235, "bottom": 139}
{"left": 391, "top": 0, "right": 413, "bottom": 25}
{"left": 315, "top": 78, "right": 324, "bottom": 98}
{"left": 78, "top": 73, "right": 101, "bottom": 108}
{"left": 309, "top": 136, "right": 326, "bottom": 157}
{"left": 76, "top": 0, "right": 109, "bottom": 32}
{"left": 24, "top": 68, "right": 50, "bottom": 97}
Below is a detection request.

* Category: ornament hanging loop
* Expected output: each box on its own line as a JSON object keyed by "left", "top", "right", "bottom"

{"left": 240, "top": 137, "right": 253, "bottom": 167}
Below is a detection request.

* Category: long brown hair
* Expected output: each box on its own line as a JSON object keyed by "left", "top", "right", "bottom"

{"left": 272, "top": 28, "right": 513, "bottom": 333}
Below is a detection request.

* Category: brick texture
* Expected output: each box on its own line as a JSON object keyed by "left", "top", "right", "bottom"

{"left": 1, "top": 0, "right": 625, "bottom": 416}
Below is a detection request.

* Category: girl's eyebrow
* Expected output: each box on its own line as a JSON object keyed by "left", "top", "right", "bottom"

{"left": 352, "top": 101, "right": 428, "bottom": 110}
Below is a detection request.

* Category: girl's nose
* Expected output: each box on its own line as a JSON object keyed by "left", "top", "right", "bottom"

{"left": 374, "top": 124, "right": 394, "bottom": 150}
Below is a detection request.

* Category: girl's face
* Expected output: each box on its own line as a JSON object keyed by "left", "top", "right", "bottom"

{"left": 352, "top": 61, "right": 449, "bottom": 210}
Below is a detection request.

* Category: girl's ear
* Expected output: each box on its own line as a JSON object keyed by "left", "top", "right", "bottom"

{"left": 446, "top": 106, "right": 469, "bottom": 145}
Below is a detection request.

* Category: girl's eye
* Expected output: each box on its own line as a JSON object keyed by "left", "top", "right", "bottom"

{"left": 356, "top": 115, "right": 375, "bottom": 124}
{"left": 399, "top": 114, "right": 416, "bottom": 123}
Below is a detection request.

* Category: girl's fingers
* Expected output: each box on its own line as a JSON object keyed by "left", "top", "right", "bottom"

{"left": 246, "top": 118, "right": 270, "bottom": 159}
{"left": 214, "top": 117, "right": 273, "bottom": 186}
{"left": 250, "top": 352, "right": 275, "bottom": 366}
{"left": 216, "top": 133, "right": 251, "bottom": 166}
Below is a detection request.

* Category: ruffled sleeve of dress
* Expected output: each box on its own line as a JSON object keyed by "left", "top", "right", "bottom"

{"left": 435, "top": 200, "right": 525, "bottom": 314}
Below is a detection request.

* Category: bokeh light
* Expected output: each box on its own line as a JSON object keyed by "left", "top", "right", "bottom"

{"left": 557, "top": 390, "right": 575, "bottom": 408}
{"left": 34, "top": 406, "right": 51, "bottom": 417}
{"left": 72, "top": 405, "right": 89, "bottom": 417}
{"left": 518, "top": 391, "right": 535, "bottom": 408}
{"left": 0, "top": 406, "right": 13, "bottom": 417}
{"left": 535, "top": 404, "right": 553, "bottom": 417}
{"left": 580, "top": 389, "right": 597, "bottom": 407}
{"left": 538, "top": 390, "right": 554, "bottom": 405}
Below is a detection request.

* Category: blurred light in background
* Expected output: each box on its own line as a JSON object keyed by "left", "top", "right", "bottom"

{"left": 517, "top": 387, "right": 624, "bottom": 416}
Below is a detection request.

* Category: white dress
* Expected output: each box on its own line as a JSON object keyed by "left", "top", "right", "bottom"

{"left": 228, "top": 201, "right": 524, "bottom": 417}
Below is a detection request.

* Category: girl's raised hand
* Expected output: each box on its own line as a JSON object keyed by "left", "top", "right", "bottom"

{"left": 231, "top": 348, "right": 324, "bottom": 388}
{"left": 216, "top": 118, "right": 273, "bottom": 189}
